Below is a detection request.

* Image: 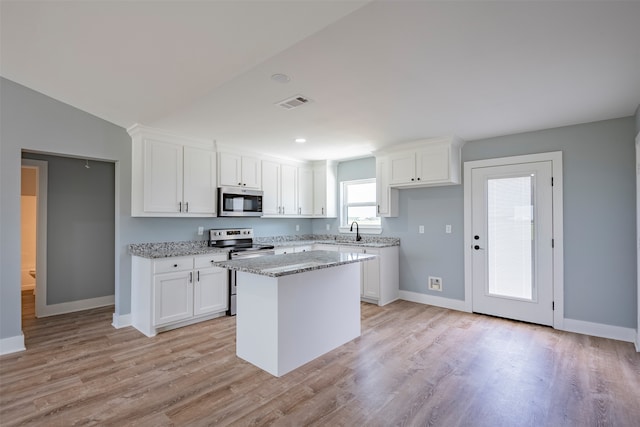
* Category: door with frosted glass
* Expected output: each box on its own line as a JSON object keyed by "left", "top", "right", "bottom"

{"left": 471, "top": 161, "right": 553, "bottom": 326}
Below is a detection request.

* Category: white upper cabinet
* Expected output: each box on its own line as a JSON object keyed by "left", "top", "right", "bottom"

{"left": 380, "top": 136, "right": 465, "bottom": 188}
{"left": 218, "top": 152, "right": 261, "bottom": 189}
{"left": 313, "top": 161, "right": 337, "bottom": 217}
{"left": 261, "top": 160, "right": 281, "bottom": 215}
{"left": 262, "top": 159, "right": 315, "bottom": 217}
{"left": 375, "top": 156, "right": 399, "bottom": 218}
{"left": 298, "top": 166, "right": 313, "bottom": 216}
{"left": 129, "top": 124, "right": 217, "bottom": 217}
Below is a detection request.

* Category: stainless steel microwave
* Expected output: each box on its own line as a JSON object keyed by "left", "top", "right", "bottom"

{"left": 218, "top": 187, "right": 263, "bottom": 217}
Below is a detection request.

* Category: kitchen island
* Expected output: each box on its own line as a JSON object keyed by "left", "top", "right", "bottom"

{"left": 216, "top": 250, "right": 375, "bottom": 377}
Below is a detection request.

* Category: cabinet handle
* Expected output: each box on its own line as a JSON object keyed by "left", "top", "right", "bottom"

{"left": 377, "top": 205, "right": 380, "bottom": 213}
{"left": 178, "top": 201, "right": 182, "bottom": 212}
{"left": 417, "top": 177, "right": 421, "bottom": 181}
{"left": 185, "top": 202, "right": 189, "bottom": 212}
{"left": 189, "top": 272, "right": 193, "bottom": 283}
{"left": 197, "top": 271, "right": 200, "bottom": 282}
{"left": 243, "top": 183, "right": 246, "bottom": 186}
{"left": 173, "top": 264, "right": 178, "bottom": 268}
{"left": 411, "top": 178, "right": 415, "bottom": 181}
{"left": 298, "top": 207, "right": 301, "bottom": 215}
{"left": 322, "top": 207, "right": 324, "bottom": 215}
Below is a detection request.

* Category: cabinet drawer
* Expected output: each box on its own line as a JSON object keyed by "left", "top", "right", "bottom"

{"left": 154, "top": 257, "right": 194, "bottom": 274}
{"left": 194, "top": 253, "right": 228, "bottom": 268}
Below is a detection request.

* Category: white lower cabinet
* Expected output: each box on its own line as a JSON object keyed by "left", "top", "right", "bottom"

{"left": 313, "top": 243, "right": 399, "bottom": 306}
{"left": 132, "top": 253, "right": 228, "bottom": 337}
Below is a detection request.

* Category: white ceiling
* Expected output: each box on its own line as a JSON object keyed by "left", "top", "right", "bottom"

{"left": 2, "top": 1, "right": 639, "bottom": 161}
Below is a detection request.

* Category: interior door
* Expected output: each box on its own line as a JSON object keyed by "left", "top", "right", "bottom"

{"left": 471, "top": 161, "right": 554, "bottom": 326}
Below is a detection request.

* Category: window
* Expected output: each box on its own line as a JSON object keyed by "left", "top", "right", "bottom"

{"left": 340, "top": 178, "right": 381, "bottom": 233}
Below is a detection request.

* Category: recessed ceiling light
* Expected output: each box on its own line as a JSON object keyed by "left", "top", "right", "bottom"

{"left": 295, "top": 138, "right": 306, "bottom": 144}
{"left": 271, "top": 73, "right": 291, "bottom": 84}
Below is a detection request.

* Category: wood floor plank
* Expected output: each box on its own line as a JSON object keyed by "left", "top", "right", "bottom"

{"left": 1, "top": 291, "right": 638, "bottom": 426}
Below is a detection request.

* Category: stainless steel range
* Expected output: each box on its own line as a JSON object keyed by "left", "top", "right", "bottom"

{"left": 208, "top": 228, "right": 275, "bottom": 315}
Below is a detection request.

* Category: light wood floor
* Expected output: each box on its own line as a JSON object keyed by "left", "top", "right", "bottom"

{"left": 1, "top": 291, "right": 639, "bottom": 426}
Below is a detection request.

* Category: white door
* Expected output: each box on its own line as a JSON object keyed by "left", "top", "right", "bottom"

{"left": 153, "top": 271, "right": 193, "bottom": 326}
{"left": 261, "top": 160, "right": 281, "bottom": 215}
{"left": 183, "top": 147, "right": 216, "bottom": 214}
{"left": 470, "top": 161, "right": 554, "bottom": 326}
{"left": 194, "top": 267, "right": 228, "bottom": 316}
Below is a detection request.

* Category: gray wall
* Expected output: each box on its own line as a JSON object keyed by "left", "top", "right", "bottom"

{"left": 316, "top": 117, "right": 637, "bottom": 329}
{"left": 22, "top": 153, "right": 116, "bottom": 304}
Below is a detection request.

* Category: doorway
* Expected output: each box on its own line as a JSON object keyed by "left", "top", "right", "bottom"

{"left": 464, "top": 152, "right": 564, "bottom": 327}
{"left": 21, "top": 159, "right": 47, "bottom": 320}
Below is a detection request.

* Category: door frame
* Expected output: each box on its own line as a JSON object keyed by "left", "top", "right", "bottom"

{"left": 463, "top": 151, "right": 564, "bottom": 328}
{"left": 21, "top": 159, "right": 48, "bottom": 318}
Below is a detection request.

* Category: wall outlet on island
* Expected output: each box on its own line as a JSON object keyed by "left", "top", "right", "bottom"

{"left": 428, "top": 276, "right": 442, "bottom": 292}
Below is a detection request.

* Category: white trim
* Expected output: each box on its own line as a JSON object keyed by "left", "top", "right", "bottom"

{"left": 399, "top": 290, "right": 469, "bottom": 312}
{"left": 562, "top": 318, "right": 636, "bottom": 344}
{"left": 21, "top": 159, "right": 48, "bottom": 319}
{"left": 36, "top": 295, "right": 115, "bottom": 318}
{"left": 464, "top": 151, "right": 564, "bottom": 328}
{"left": 112, "top": 312, "right": 132, "bottom": 329}
{"left": 0, "top": 334, "right": 26, "bottom": 355}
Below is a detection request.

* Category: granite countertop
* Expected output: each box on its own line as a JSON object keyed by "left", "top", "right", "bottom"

{"left": 257, "top": 234, "right": 400, "bottom": 248}
{"left": 215, "top": 250, "right": 376, "bottom": 278}
{"left": 128, "top": 234, "right": 400, "bottom": 259}
{"left": 128, "top": 241, "right": 228, "bottom": 259}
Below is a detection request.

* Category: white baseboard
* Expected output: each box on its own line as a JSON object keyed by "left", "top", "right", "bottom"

{"left": 0, "top": 333, "right": 26, "bottom": 355}
{"left": 37, "top": 295, "right": 114, "bottom": 318}
{"left": 399, "top": 290, "right": 469, "bottom": 312}
{"left": 112, "top": 313, "right": 132, "bottom": 329}
{"left": 561, "top": 318, "right": 636, "bottom": 344}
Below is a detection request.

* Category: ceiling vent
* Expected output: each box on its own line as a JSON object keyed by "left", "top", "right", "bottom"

{"left": 276, "top": 95, "right": 312, "bottom": 110}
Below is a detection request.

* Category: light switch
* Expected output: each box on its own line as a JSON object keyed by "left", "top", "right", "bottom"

{"left": 419, "top": 225, "right": 424, "bottom": 234}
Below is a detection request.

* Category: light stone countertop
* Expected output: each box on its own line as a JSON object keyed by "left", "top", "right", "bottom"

{"left": 215, "top": 250, "right": 376, "bottom": 278}
{"left": 128, "top": 234, "right": 399, "bottom": 259}
{"left": 128, "top": 241, "right": 228, "bottom": 259}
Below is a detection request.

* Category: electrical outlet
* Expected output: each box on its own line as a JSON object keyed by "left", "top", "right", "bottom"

{"left": 197, "top": 226, "right": 204, "bottom": 236}
{"left": 326, "top": 224, "right": 331, "bottom": 230}
{"left": 428, "top": 276, "right": 443, "bottom": 292}
{"left": 419, "top": 225, "right": 424, "bottom": 234}
{"left": 445, "top": 224, "right": 452, "bottom": 234}
{"left": 295, "top": 224, "right": 300, "bottom": 231}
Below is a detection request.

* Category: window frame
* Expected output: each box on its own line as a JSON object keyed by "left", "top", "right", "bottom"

{"left": 339, "top": 178, "right": 382, "bottom": 235}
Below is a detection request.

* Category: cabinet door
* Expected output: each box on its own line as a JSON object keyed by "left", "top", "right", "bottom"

{"left": 183, "top": 147, "right": 216, "bottom": 214}
{"left": 362, "top": 248, "right": 380, "bottom": 299}
{"left": 298, "top": 167, "right": 314, "bottom": 215}
{"left": 313, "top": 166, "right": 326, "bottom": 216}
{"left": 280, "top": 164, "right": 297, "bottom": 215}
{"left": 376, "top": 157, "right": 399, "bottom": 218}
{"left": 261, "top": 161, "right": 281, "bottom": 215}
{"left": 194, "top": 267, "right": 228, "bottom": 316}
{"left": 143, "top": 139, "right": 183, "bottom": 213}
{"left": 153, "top": 271, "right": 193, "bottom": 326}
{"left": 416, "top": 144, "right": 450, "bottom": 183}
{"left": 241, "top": 156, "right": 261, "bottom": 189}
{"left": 389, "top": 152, "right": 416, "bottom": 185}
{"left": 219, "top": 152, "right": 242, "bottom": 187}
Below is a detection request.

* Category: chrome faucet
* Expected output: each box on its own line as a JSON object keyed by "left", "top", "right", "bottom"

{"left": 350, "top": 221, "right": 362, "bottom": 241}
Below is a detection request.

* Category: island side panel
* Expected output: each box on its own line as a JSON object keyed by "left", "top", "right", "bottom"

{"left": 277, "top": 262, "right": 361, "bottom": 376}
{"left": 236, "top": 272, "right": 280, "bottom": 376}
